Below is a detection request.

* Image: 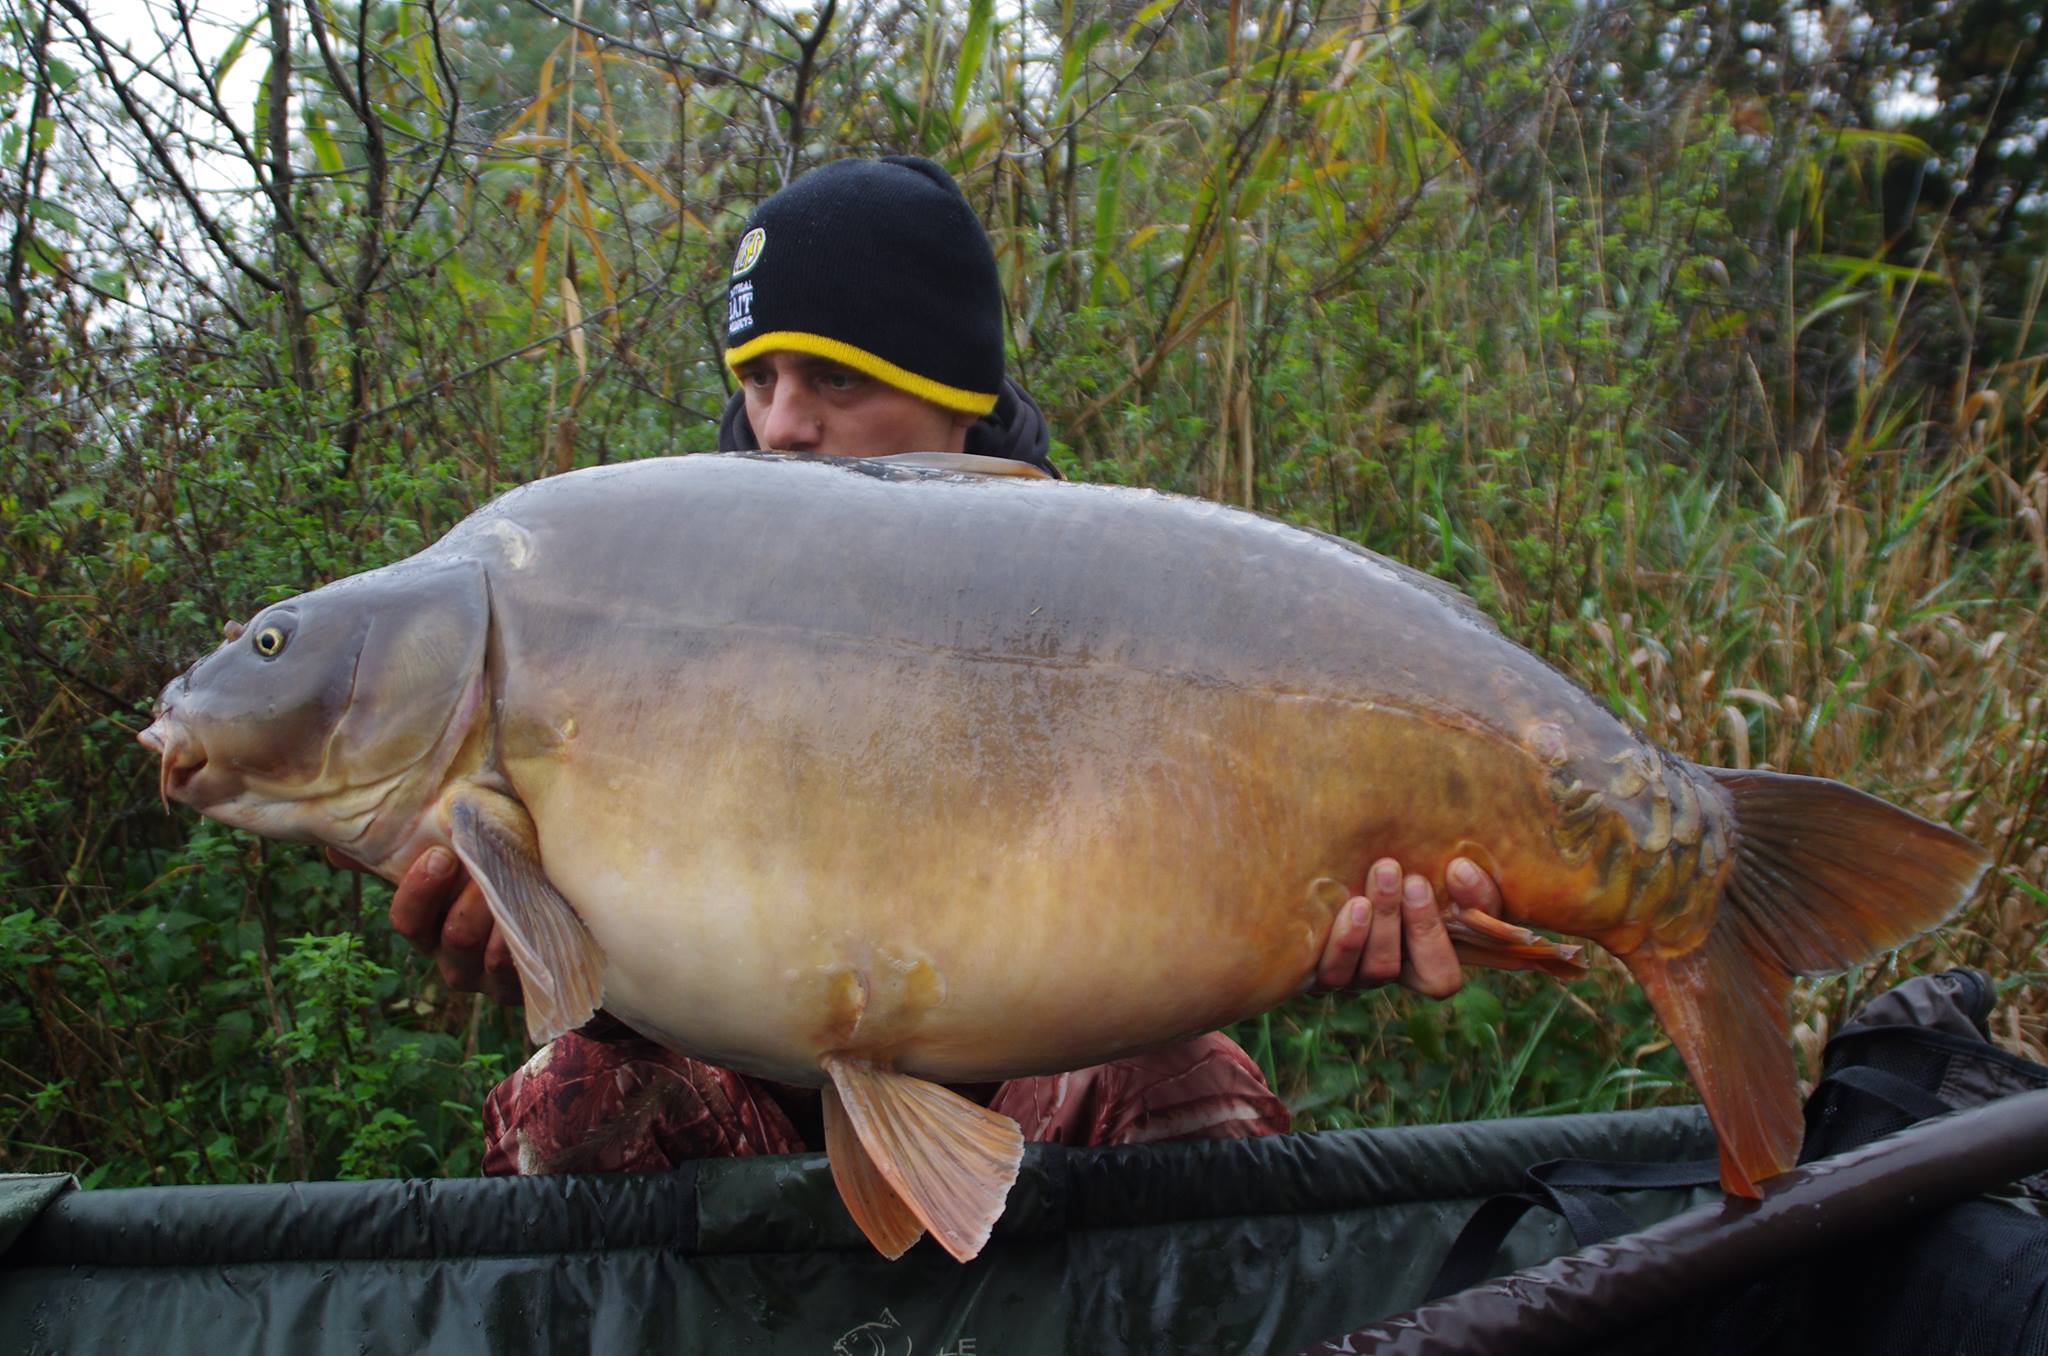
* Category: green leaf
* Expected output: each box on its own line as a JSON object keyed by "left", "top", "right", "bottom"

{"left": 213, "top": 12, "right": 265, "bottom": 87}
{"left": 1090, "top": 148, "right": 1123, "bottom": 304}
{"left": 1794, "top": 287, "right": 1865, "bottom": 336}
{"left": 1053, "top": 20, "right": 1109, "bottom": 121}
{"left": 379, "top": 107, "right": 428, "bottom": 142}
{"left": 441, "top": 255, "right": 481, "bottom": 301}
{"left": 951, "top": 0, "right": 993, "bottom": 122}
{"left": 1834, "top": 127, "right": 1935, "bottom": 162}
{"left": 1449, "top": 985, "right": 1504, "bottom": 1051}
{"left": 1123, "top": 0, "right": 1177, "bottom": 42}
{"left": 1405, "top": 1006, "right": 1445, "bottom": 1062}
{"left": 23, "top": 233, "right": 63, "bottom": 276}
{"left": 409, "top": 23, "right": 443, "bottom": 114}
{"left": 1809, "top": 253, "right": 1945, "bottom": 286}
{"left": 305, "top": 109, "right": 344, "bottom": 174}
{"left": 253, "top": 64, "right": 271, "bottom": 163}
{"left": 26, "top": 197, "right": 76, "bottom": 232}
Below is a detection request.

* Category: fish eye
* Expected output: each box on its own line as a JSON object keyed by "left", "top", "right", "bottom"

{"left": 253, "top": 626, "right": 288, "bottom": 658}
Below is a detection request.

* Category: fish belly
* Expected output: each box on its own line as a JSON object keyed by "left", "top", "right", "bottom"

{"left": 505, "top": 636, "right": 1587, "bottom": 1087}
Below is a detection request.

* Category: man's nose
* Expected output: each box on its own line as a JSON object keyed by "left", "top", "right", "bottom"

{"left": 757, "top": 386, "right": 821, "bottom": 451}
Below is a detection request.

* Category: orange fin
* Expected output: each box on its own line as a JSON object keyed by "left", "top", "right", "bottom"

{"left": 1626, "top": 931, "right": 1798, "bottom": 1198}
{"left": 1446, "top": 908, "right": 1589, "bottom": 979}
{"left": 1622, "top": 768, "right": 1990, "bottom": 1197}
{"left": 820, "top": 1054, "right": 1024, "bottom": 1263}
{"left": 822, "top": 1083, "right": 926, "bottom": 1260}
{"left": 1704, "top": 769, "right": 1989, "bottom": 972}
{"left": 449, "top": 789, "right": 605, "bottom": 1046}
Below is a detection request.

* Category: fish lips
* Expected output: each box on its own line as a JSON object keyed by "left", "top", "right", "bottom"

{"left": 139, "top": 711, "right": 216, "bottom": 809}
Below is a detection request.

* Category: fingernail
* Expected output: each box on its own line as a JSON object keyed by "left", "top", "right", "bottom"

{"left": 1450, "top": 860, "right": 1479, "bottom": 888}
{"left": 1373, "top": 862, "right": 1399, "bottom": 893}
{"left": 421, "top": 847, "right": 454, "bottom": 880}
{"left": 1403, "top": 876, "right": 1431, "bottom": 906}
{"left": 1348, "top": 900, "right": 1369, "bottom": 928}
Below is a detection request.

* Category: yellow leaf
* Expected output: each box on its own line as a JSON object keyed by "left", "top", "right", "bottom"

{"left": 492, "top": 83, "right": 565, "bottom": 145}
{"left": 559, "top": 272, "right": 587, "bottom": 380}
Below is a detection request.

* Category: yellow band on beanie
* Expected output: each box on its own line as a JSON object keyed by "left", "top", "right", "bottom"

{"left": 724, "top": 331, "right": 999, "bottom": 417}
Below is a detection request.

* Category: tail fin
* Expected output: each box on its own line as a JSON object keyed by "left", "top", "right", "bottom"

{"left": 1621, "top": 768, "right": 1989, "bottom": 1198}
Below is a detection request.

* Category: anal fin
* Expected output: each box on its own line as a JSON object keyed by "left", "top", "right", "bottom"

{"left": 823, "top": 1083, "right": 927, "bottom": 1260}
{"left": 448, "top": 788, "right": 605, "bottom": 1046}
{"left": 821, "top": 1054, "right": 1024, "bottom": 1263}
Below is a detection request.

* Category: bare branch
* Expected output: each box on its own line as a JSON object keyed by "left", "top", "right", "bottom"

{"left": 49, "top": 0, "right": 285, "bottom": 300}
{"left": 518, "top": 0, "right": 791, "bottom": 109}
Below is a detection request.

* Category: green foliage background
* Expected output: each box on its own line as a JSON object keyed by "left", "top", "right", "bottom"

{"left": 2, "top": 0, "right": 2044, "bottom": 1185}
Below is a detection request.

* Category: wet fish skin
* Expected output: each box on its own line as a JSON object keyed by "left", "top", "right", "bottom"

{"left": 139, "top": 452, "right": 1989, "bottom": 1254}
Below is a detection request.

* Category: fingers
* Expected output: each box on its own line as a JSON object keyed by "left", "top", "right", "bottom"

{"left": 388, "top": 846, "right": 463, "bottom": 953}
{"left": 1446, "top": 856, "right": 1502, "bottom": 914}
{"left": 1313, "top": 893, "right": 1370, "bottom": 993}
{"left": 1312, "top": 857, "right": 1470, "bottom": 1000}
{"left": 1358, "top": 860, "right": 1406, "bottom": 987}
{"left": 481, "top": 928, "right": 524, "bottom": 1007}
{"left": 352, "top": 845, "right": 522, "bottom": 1009}
{"left": 1312, "top": 859, "right": 1404, "bottom": 993}
{"left": 1398, "top": 873, "right": 1464, "bottom": 998}
{"left": 436, "top": 880, "right": 495, "bottom": 995}
{"left": 438, "top": 884, "right": 523, "bottom": 1007}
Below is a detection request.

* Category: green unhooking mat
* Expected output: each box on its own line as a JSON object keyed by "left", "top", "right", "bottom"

{"left": 0, "top": 1106, "right": 1718, "bottom": 1354}
{"left": 13, "top": 973, "right": 2048, "bottom": 1354}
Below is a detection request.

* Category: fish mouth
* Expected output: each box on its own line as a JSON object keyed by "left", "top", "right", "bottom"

{"left": 140, "top": 717, "right": 209, "bottom": 808}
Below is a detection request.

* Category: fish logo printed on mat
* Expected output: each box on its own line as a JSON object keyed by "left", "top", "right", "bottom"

{"left": 832, "top": 1307, "right": 911, "bottom": 1356}
{"left": 732, "top": 227, "right": 766, "bottom": 278}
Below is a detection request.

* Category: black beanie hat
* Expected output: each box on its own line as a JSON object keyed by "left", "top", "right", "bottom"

{"left": 722, "top": 156, "right": 1004, "bottom": 416}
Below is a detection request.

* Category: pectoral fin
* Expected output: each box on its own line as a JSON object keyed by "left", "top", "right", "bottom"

{"left": 1445, "top": 908, "right": 1589, "bottom": 980}
{"left": 820, "top": 1054, "right": 1024, "bottom": 1263}
{"left": 448, "top": 788, "right": 605, "bottom": 1045}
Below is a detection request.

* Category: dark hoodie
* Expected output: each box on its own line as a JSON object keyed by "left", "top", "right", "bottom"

{"left": 715, "top": 376, "right": 1060, "bottom": 477}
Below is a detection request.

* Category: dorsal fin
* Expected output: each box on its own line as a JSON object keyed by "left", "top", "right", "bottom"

{"left": 871, "top": 452, "right": 1053, "bottom": 480}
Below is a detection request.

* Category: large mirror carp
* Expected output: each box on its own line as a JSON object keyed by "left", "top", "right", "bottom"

{"left": 139, "top": 452, "right": 1988, "bottom": 1262}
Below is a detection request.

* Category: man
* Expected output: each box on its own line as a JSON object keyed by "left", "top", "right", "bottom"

{"left": 362, "top": 156, "right": 1506, "bottom": 1171}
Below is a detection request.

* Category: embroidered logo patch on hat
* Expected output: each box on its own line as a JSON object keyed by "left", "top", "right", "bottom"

{"left": 731, "top": 227, "right": 766, "bottom": 278}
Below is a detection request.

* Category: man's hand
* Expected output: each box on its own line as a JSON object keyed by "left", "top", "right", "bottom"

{"left": 326, "top": 847, "right": 524, "bottom": 1006}
{"left": 1312, "top": 856, "right": 1496, "bottom": 1000}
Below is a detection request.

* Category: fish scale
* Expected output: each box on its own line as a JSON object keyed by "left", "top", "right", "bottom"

{"left": 141, "top": 451, "right": 1989, "bottom": 1261}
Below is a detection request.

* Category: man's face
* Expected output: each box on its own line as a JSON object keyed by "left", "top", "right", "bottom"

{"left": 736, "top": 351, "right": 976, "bottom": 456}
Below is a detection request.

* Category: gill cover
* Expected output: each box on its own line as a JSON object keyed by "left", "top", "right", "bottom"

{"left": 175, "top": 556, "right": 489, "bottom": 794}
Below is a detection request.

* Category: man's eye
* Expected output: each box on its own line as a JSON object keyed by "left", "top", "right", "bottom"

{"left": 741, "top": 368, "right": 771, "bottom": 388}
{"left": 822, "top": 369, "right": 862, "bottom": 391}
